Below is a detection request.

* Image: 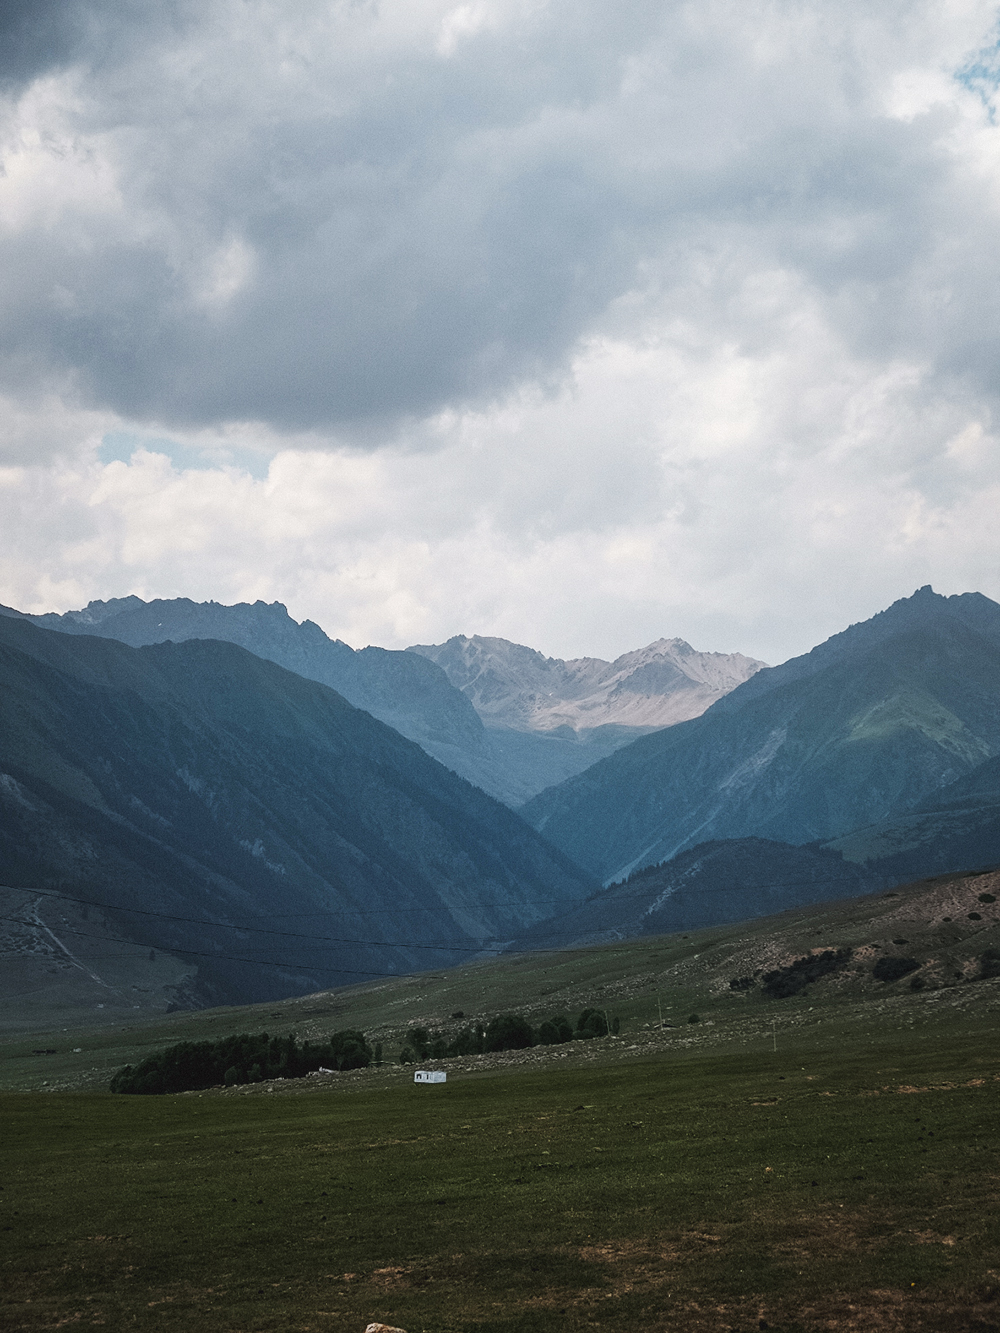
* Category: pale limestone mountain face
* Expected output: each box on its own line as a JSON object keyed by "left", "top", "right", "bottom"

{"left": 407, "top": 635, "right": 767, "bottom": 736}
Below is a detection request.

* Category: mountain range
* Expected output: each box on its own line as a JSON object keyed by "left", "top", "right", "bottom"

{"left": 523, "top": 587, "right": 1000, "bottom": 885}
{"left": 3, "top": 584, "right": 1000, "bottom": 1015}
{"left": 407, "top": 634, "right": 765, "bottom": 802}
{"left": 0, "top": 615, "right": 592, "bottom": 1009}
{"left": 1, "top": 598, "right": 760, "bottom": 806}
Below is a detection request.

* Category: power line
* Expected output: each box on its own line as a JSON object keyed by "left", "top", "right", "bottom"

{"left": 0, "top": 917, "right": 465, "bottom": 978}
{"left": 0, "top": 885, "right": 589, "bottom": 951}
{"left": 0, "top": 866, "right": 887, "bottom": 975}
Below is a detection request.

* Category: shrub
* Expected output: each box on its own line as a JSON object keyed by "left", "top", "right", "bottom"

{"left": 873, "top": 956, "right": 920, "bottom": 983}
{"left": 761, "top": 949, "right": 851, "bottom": 999}
{"left": 978, "top": 893, "right": 996, "bottom": 904}
{"left": 980, "top": 948, "right": 1000, "bottom": 980}
{"left": 687, "top": 1013, "right": 700, "bottom": 1024}
{"left": 729, "top": 976, "right": 754, "bottom": 991}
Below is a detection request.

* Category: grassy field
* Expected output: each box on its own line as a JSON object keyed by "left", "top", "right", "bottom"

{"left": 3, "top": 1010, "right": 999, "bottom": 1333}
{"left": 3, "top": 870, "right": 1000, "bottom": 1331}
{"left": 4, "top": 865, "right": 998, "bottom": 1096}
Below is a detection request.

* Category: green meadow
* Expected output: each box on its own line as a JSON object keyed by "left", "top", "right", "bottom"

{"left": 3, "top": 1013, "right": 999, "bottom": 1333}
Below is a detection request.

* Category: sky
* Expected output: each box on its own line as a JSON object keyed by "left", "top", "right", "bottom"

{"left": 1, "top": 0, "right": 1000, "bottom": 666}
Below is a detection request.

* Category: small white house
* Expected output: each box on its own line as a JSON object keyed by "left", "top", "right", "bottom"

{"left": 413, "top": 1069, "right": 446, "bottom": 1084}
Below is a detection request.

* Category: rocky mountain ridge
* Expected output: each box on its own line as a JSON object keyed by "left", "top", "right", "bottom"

{"left": 408, "top": 633, "right": 766, "bottom": 735}
{"left": 0, "top": 598, "right": 762, "bottom": 806}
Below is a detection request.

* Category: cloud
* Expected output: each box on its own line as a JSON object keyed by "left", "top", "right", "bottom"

{"left": 2, "top": 296, "right": 999, "bottom": 664}
{"left": 1, "top": 1, "right": 1000, "bottom": 662}
{"left": 0, "top": 0, "right": 997, "bottom": 442}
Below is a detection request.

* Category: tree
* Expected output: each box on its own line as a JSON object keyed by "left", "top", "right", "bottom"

{"left": 483, "top": 1013, "right": 535, "bottom": 1052}
{"left": 328, "top": 1029, "right": 372, "bottom": 1070}
{"left": 576, "top": 1008, "right": 608, "bottom": 1039}
{"left": 872, "top": 956, "right": 920, "bottom": 983}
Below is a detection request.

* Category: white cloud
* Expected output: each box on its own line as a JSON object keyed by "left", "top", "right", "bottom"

{"left": 2, "top": 286, "right": 998, "bottom": 662}
{"left": 1, "top": 0, "right": 999, "bottom": 661}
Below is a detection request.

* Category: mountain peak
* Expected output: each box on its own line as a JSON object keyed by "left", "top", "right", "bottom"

{"left": 713, "top": 587, "right": 1000, "bottom": 716}
{"left": 409, "top": 633, "right": 765, "bottom": 734}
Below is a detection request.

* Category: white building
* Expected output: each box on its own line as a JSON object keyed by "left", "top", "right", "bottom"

{"left": 413, "top": 1069, "right": 446, "bottom": 1084}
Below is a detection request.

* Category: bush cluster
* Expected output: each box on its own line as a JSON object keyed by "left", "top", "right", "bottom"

{"left": 761, "top": 949, "right": 852, "bottom": 999}
{"left": 109, "top": 1029, "right": 371, "bottom": 1095}
{"left": 872, "top": 956, "right": 920, "bottom": 983}
{"left": 398, "top": 1008, "right": 618, "bottom": 1062}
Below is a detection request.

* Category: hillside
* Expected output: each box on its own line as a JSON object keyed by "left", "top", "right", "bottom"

{"left": 2, "top": 599, "right": 764, "bottom": 807}
{"left": 2, "top": 861, "right": 997, "bottom": 1083}
{"left": 0, "top": 617, "right": 593, "bottom": 1009}
{"left": 523, "top": 588, "right": 1000, "bottom": 883}
{"left": 0, "top": 595, "right": 486, "bottom": 755}
{"left": 822, "top": 751, "right": 1000, "bottom": 882}
{"left": 517, "top": 838, "right": 884, "bottom": 947}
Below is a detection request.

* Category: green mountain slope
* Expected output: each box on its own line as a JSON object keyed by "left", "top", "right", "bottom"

{"left": 517, "top": 838, "right": 883, "bottom": 946}
{"left": 0, "top": 617, "right": 593, "bottom": 1006}
{"left": 0, "top": 595, "right": 486, "bottom": 752}
{"left": 823, "top": 751, "right": 1000, "bottom": 881}
{"left": 522, "top": 588, "right": 1000, "bottom": 883}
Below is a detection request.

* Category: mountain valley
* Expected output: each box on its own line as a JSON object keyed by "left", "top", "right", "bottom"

{"left": 408, "top": 633, "right": 766, "bottom": 801}
{"left": 0, "top": 616, "right": 592, "bottom": 1010}
{"left": 3, "top": 586, "right": 1000, "bottom": 1020}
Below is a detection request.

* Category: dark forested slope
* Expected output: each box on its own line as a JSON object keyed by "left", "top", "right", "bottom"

{"left": 0, "top": 618, "right": 593, "bottom": 1005}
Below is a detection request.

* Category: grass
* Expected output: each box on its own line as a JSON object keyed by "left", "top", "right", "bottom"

{"left": 3, "top": 1014, "right": 999, "bottom": 1333}
{"left": 4, "top": 870, "right": 1000, "bottom": 1330}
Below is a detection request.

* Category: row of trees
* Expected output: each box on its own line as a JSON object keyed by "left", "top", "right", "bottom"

{"left": 109, "top": 1029, "right": 373, "bottom": 1094}
{"left": 399, "top": 1008, "right": 619, "bottom": 1062}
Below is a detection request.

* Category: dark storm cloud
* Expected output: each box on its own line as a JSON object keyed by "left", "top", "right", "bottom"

{"left": 0, "top": 1, "right": 191, "bottom": 89}
{"left": 0, "top": 1, "right": 671, "bottom": 433}
{"left": 0, "top": 0, "right": 87, "bottom": 88}
{"left": 1, "top": 1, "right": 999, "bottom": 441}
